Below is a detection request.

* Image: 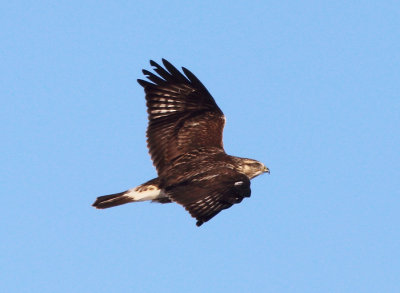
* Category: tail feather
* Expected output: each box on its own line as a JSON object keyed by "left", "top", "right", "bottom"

{"left": 92, "top": 191, "right": 135, "bottom": 209}
{"left": 92, "top": 177, "right": 166, "bottom": 209}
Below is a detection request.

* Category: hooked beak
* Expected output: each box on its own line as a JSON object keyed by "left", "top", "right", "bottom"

{"left": 263, "top": 166, "right": 270, "bottom": 174}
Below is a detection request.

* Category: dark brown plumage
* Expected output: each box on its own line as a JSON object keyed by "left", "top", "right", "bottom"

{"left": 93, "top": 59, "right": 269, "bottom": 226}
{"left": 138, "top": 59, "right": 225, "bottom": 175}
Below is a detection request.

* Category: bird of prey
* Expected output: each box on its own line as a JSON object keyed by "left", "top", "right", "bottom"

{"left": 92, "top": 59, "right": 269, "bottom": 226}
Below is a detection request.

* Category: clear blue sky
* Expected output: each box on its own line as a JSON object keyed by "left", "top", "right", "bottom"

{"left": 1, "top": 1, "right": 399, "bottom": 292}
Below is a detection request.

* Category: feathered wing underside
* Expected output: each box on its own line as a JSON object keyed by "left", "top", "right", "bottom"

{"left": 137, "top": 59, "right": 226, "bottom": 175}
{"left": 165, "top": 168, "right": 251, "bottom": 226}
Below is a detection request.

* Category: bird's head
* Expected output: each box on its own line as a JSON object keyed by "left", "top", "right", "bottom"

{"left": 236, "top": 158, "right": 270, "bottom": 179}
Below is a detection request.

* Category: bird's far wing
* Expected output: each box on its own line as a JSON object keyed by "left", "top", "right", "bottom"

{"left": 137, "top": 59, "right": 226, "bottom": 175}
{"left": 165, "top": 168, "right": 251, "bottom": 226}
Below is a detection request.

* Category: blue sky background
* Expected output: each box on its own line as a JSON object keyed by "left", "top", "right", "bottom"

{"left": 1, "top": 1, "right": 399, "bottom": 292}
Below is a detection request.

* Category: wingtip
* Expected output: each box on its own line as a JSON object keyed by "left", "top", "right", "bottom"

{"left": 149, "top": 58, "right": 172, "bottom": 68}
{"left": 181, "top": 67, "right": 192, "bottom": 77}
{"left": 137, "top": 79, "right": 150, "bottom": 87}
{"left": 161, "top": 58, "right": 170, "bottom": 66}
{"left": 149, "top": 59, "right": 158, "bottom": 67}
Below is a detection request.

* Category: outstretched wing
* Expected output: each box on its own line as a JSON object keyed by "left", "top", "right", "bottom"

{"left": 137, "top": 59, "right": 225, "bottom": 175}
{"left": 165, "top": 168, "right": 251, "bottom": 226}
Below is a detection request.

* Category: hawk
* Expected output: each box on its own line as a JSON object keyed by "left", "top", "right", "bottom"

{"left": 92, "top": 59, "right": 269, "bottom": 226}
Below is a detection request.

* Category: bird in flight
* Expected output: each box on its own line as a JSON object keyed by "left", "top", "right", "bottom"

{"left": 92, "top": 59, "right": 269, "bottom": 226}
